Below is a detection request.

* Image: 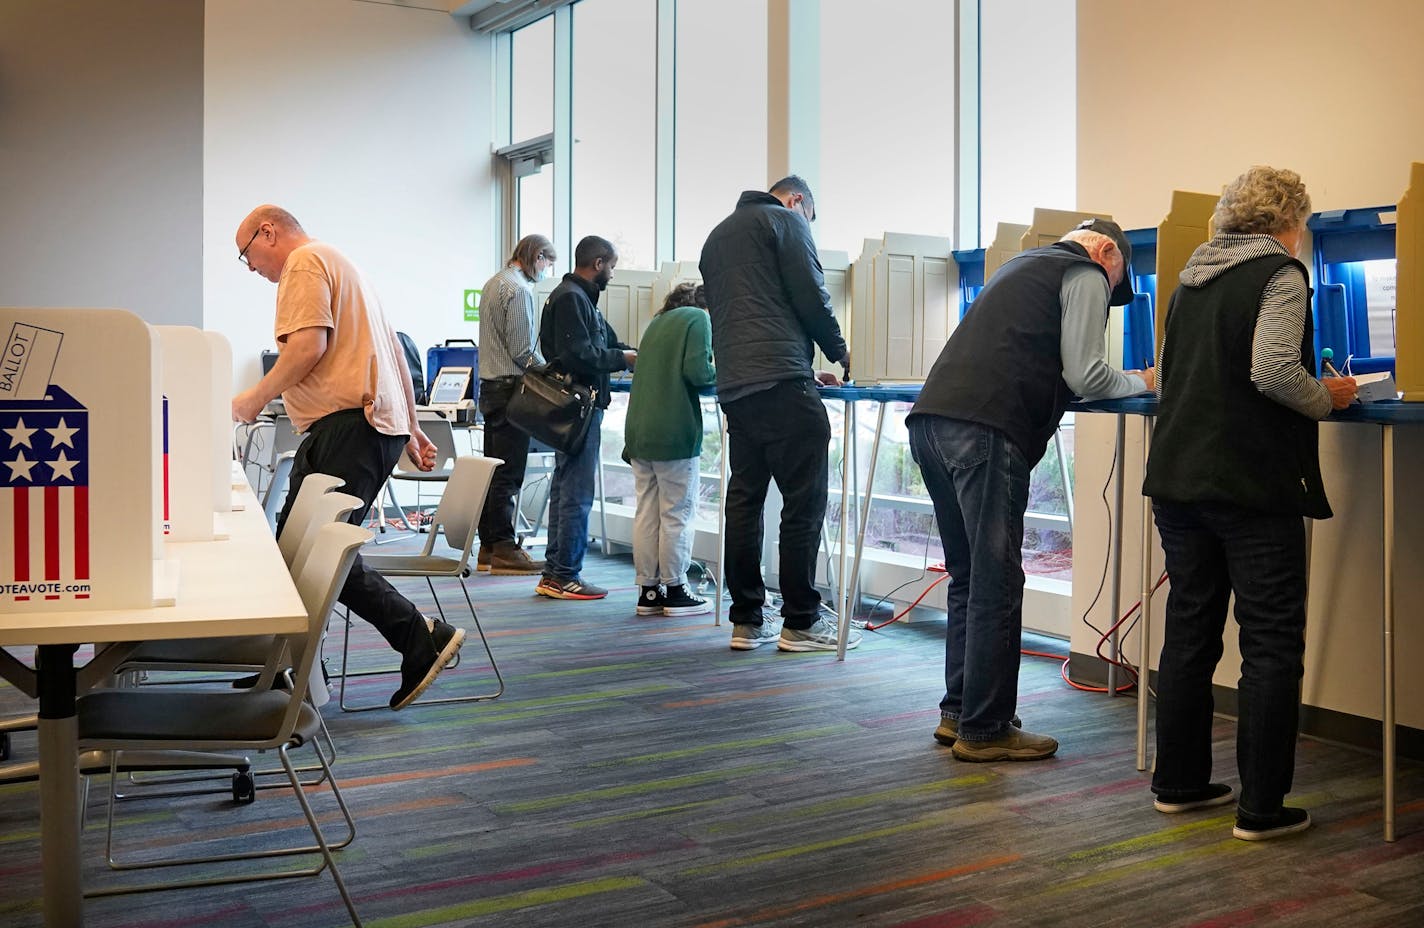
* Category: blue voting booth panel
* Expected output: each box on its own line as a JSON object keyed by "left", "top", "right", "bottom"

{"left": 1310, "top": 207, "right": 1397, "bottom": 375}
{"left": 1123, "top": 227, "right": 1158, "bottom": 370}
{"left": 952, "top": 249, "right": 985, "bottom": 320}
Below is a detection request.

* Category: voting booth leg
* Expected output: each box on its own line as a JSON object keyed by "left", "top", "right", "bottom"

{"left": 37, "top": 644, "right": 85, "bottom": 928}
{"left": 836, "top": 400, "right": 855, "bottom": 660}
{"left": 1383, "top": 424, "right": 1397, "bottom": 842}
{"left": 1136, "top": 418, "right": 1154, "bottom": 773}
{"left": 847, "top": 402, "right": 887, "bottom": 632}
{"left": 714, "top": 407, "right": 727, "bottom": 626}
{"left": 1108, "top": 415, "right": 1126, "bottom": 698}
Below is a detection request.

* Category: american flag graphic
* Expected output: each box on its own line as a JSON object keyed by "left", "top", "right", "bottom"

{"left": 0, "top": 386, "right": 90, "bottom": 603}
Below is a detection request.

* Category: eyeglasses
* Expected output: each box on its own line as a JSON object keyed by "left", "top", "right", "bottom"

{"left": 238, "top": 226, "right": 263, "bottom": 266}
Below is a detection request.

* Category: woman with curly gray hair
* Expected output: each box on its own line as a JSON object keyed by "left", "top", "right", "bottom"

{"left": 1143, "top": 166, "right": 1356, "bottom": 841}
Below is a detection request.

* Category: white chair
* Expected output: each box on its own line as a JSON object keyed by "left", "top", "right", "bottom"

{"left": 334, "top": 455, "right": 505, "bottom": 711}
{"left": 78, "top": 522, "right": 370, "bottom": 926}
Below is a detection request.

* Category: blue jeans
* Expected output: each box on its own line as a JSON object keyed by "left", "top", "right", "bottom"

{"left": 908, "top": 416, "right": 1031, "bottom": 742}
{"left": 543, "top": 408, "right": 603, "bottom": 581}
{"left": 1150, "top": 500, "right": 1307, "bottom": 818}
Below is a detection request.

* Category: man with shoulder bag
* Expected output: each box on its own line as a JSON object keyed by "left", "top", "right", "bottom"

{"left": 533, "top": 235, "right": 635, "bottom": 600}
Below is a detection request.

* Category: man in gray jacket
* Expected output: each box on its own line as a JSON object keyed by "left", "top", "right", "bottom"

{"left": 699, "top": 176, "right": 858, "bottom": 653}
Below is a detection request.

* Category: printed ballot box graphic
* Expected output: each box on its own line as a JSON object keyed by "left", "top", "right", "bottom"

{"left": 0, "top": 385, "right": 90, "bottom": 603}
{"left": 2, "top": 308, "right": 160, "bottom": 612}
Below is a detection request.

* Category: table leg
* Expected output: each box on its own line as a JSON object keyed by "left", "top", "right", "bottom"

{"left": 36, "top": 643, "right": 85, "bottom": 927}
{"left": 1383, "top": 423, "right": 1396, "bottom": 842}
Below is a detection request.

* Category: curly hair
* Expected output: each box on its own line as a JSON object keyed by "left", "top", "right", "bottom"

{"left": 657, "top": 281, "right": 706, "bottom": 316}
{"left": 1213, "top": 166, "right": 1312, "bottom": 236}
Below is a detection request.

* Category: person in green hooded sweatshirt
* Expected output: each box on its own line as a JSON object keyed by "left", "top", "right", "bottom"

{"left": 624, "top": 282, "right": 717, "bottom": 616}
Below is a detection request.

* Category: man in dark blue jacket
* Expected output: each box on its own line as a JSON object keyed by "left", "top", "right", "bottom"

{"left": 535, "top": 235, "right": 636, "bottom": 600}
{"left": 700, "top": 176, "right": 857, "bottom": 653}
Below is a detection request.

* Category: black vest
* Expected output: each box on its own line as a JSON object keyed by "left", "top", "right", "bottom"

{"left": 910, "top": 241, "right": 1105, "bottom": 466}
{"left": 1143, "top": 254, "right": 1330, "bottom": 519}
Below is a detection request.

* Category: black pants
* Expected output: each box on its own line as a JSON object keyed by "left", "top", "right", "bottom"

{"left": 720, "top": 379, "right": 830, "bottom": 630}
{"left": 1150, "top": 499, "right": 1307, "bottom": 818}
{"left": 277, "top": 409, "right": 434, "bottom": 669}
{"left": 477, "top": 377, "right": 531, "bottom": 548}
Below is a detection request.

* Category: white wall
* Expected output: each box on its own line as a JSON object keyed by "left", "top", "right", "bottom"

{"left": 0, "top": 0, "right": 204, "bottom": 325}
{"left": 1074, "top": 0, "right": 1424, "bottom": 727}
{"left": 1078, "top": 0, "right": 1424, "bottom": 227}
{"left": 203, "top": 0, "right": 496, "bottom": 389}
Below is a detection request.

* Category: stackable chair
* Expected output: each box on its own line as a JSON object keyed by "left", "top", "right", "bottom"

{"left": 334, "top": 454, "right": 505, "bottom": 711}
{"left": 118, "top": 475, "right": 355, "bottom": 694}
{"left": 107, "top": 480, "right": 361, "bottom": 798}
{"left": 78, "top": 521, "right": 370, "bottom": 927}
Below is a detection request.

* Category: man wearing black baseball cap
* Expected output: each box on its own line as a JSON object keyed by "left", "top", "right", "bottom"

{"left": 906, "top": 216, "right": 1153, "bottom": 763}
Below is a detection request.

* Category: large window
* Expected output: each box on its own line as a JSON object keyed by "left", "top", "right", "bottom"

{"left": 818, "top": 0, "right": 955, "bottom": 258}
{"left": 511, "top": 16, "right": 554, "bottom": 142}
{"left": 979, "top": 0, "right": 1077, "bottom": 245}
{"left": 571, "top": 0, "right": 657, "bottom": 269}
{"left": 673, "top": 0, "right": 767, "bottom": 261}
{"left": 517, "top": 166, "right": 555, "bottom": 257}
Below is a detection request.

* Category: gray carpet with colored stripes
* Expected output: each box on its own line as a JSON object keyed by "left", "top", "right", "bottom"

{"left": 1, "top": 545, "right": 1421, "bottom": 927}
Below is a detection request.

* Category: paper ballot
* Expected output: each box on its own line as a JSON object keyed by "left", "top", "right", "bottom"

{"left": 1, "top": 323, "right": 63, "bottom": 401}
{"left": 1353, "top": 371, "right": 1399, "bottom": 403}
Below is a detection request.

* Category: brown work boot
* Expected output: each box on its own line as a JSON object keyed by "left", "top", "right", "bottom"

{"left": 476, "top": 547, "right": 492, "bottom": 572}
{"left": 950, "top": 727, "right": 1058, "bottom": 762}
{"left": 489, "top": 541, "right": 545, "bottom": 575}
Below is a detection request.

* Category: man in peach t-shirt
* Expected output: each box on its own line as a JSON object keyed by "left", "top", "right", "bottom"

{"left": 231, "top": 205, "right": 463, "bottom": 710}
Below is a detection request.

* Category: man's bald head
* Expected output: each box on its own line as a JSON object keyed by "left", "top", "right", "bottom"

{"left": 237, "top": 205, "right": 305, "bottom": 240}
{"left": 235, "top": 205, "right": 311, "bottom": 283}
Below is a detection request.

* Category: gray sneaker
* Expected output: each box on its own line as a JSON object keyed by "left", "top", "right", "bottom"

{"left": 730, "top": 622, "right": 780, "bottom": 650}
{"left": 777, "top": 616, "right": 861, "bottom": 652}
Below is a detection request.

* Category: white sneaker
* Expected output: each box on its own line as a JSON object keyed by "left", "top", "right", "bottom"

{"left": 777, "top": 615, "right": 860, "bottom": 652}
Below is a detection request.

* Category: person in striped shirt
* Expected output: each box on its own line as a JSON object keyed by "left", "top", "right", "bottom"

{"left": 1144, "top": 166, "right": 1357, "bottom": 841}
{"left": 476, "top": 234, "right": 556, "bottom": 575}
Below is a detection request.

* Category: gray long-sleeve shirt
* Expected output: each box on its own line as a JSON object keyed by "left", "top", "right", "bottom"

{"left": 1059, "top": 265, "right": 1149, "bottom": 399}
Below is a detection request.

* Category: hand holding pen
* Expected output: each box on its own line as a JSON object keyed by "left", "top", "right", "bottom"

{"left": 1320, "top": 348, "right": 1358, "bottom": 409}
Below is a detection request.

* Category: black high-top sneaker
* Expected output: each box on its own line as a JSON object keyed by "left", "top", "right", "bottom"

{"left": 661, "top": 583, "right": 710, "bottom": 616}
{"left": 636, "top": 585, "right": 667, "bottom": 615}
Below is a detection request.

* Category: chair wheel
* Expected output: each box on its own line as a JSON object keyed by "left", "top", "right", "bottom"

{"left": 232, "top": 771, "right": 256, "bottom": 804}
{"left": 0, "top": 732, "right": 9, "bottom": 762}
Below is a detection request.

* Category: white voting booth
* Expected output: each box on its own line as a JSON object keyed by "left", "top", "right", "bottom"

{"left": 156, "top": 326, "right": 223, "bottom": 542}
{"left": 1, "top": 310, "right": 235, "bottom": 615}
{"left": 1, "top": 309, "right": 163, "bottom": 611}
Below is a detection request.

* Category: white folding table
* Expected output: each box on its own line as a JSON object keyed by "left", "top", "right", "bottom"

{"left": 0, "top": 485, "right": 306, "bottom": 927}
